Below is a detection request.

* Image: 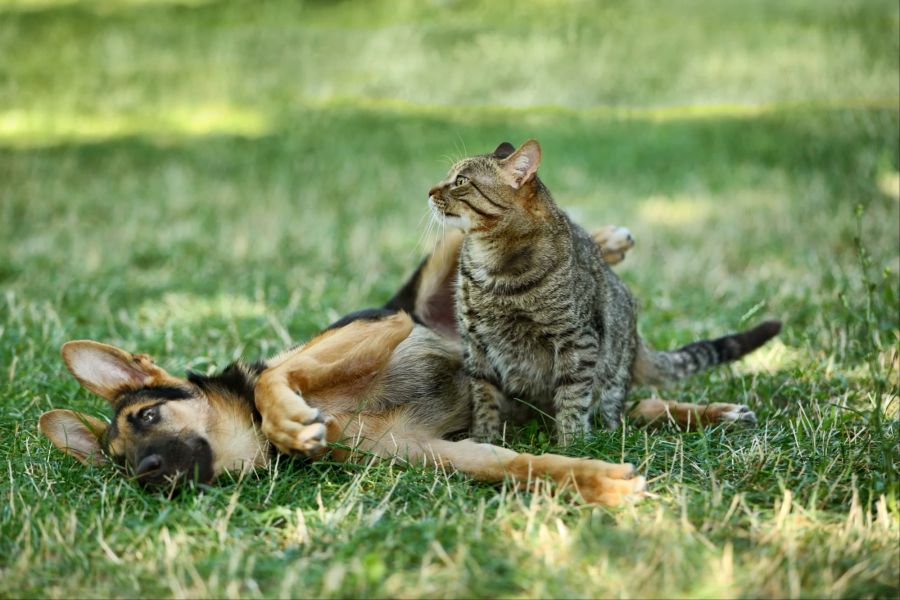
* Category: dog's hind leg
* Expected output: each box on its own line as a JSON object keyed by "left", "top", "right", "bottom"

{"left": 629, "top": 398, "right": 757, "bottom": 430}
{"left": 256, "top": 311, "right": 414, "bottom": 456}
{"left": 590, "top": 225, "right": 635, "bottom": 266}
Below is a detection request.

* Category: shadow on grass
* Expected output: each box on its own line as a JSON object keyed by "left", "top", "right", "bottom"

{"left": 1, "top": 102, "right": 896, "bottom": 374}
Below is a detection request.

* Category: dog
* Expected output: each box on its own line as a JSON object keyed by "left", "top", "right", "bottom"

{"left": 39, "top": 225, "right": 758, "bottom": 506}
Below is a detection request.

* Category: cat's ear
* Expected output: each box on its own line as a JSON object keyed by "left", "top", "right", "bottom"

{"left": 492, "top": 142, "right": 516, "bottom": 159}
{"left": 39, "top": 409, "right": 109, "bottom": 465}
{"left": 500, "top": 139, "right": 541, "bottom": 189}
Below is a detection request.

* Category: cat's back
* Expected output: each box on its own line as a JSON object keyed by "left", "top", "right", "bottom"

{"left": 566, "top": 214, "right": 618, "bottom": 289}
{"left": 565, "top": 212, "right": 638, "bottom": 324}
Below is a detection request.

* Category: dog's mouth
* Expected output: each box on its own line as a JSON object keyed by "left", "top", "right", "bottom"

{"left": 133, "top": 462, "right": 215, "bottom": 489}
{"left": 131, "top": 436, "right": 215, "bottom": 489}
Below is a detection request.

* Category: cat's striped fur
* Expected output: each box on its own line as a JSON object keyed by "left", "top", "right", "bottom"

{"left": 428, "top": 140, "right": 781, "bottom": 443}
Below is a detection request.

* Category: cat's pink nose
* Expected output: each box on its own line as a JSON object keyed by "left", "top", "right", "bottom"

{"left": 427, "top": 185, "right": 441, "bottom": 199}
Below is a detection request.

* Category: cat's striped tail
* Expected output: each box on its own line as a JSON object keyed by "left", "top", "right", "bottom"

{"left": 632, "top": 320, "right": 782, "bottom": 385}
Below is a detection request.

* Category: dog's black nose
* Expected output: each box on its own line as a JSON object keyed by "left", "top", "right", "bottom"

{"left": 136, "top": 454, "right": 163, "bottom": 477}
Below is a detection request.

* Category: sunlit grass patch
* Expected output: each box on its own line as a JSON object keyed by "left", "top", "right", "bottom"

{"left": 137, "top": 292, "right": 267, "bottom": 329}
{"left": 638, "top": 194, "right": 714, "bottom": 227}
{"left": 878, "top": 170, "right": 900, "bottom": 200}
{"left": 0, "top": 105, "right": 271, "bottom": 148}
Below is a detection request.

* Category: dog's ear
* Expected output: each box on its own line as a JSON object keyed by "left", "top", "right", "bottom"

{"left": 499, "top": 139, "right": 541, "bottom": 189}
{"left": 39, "top": 409, "right": 109, "bottom": 465}
{"left": 61, "top": 340, "right": 173, "bottom": 404}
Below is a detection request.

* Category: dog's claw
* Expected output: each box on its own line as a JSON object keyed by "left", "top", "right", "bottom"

{"left": 301, "top": 408, "right": 324, "bottom": 426}
{"left": 719, "top": 404, "right": 757, "bottom": 427}
{"left": 294, "top": 422, "right": 328, "bottom": 456}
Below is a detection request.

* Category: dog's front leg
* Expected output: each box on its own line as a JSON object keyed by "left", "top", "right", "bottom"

{"left": 256, "top": 368, "right": 331, "bottom": 457}
{"left": 256, "top": 311, "right": 414, "bottom": 457}
{"left": 403, "top": 438, "right": 646, "bottom": 507}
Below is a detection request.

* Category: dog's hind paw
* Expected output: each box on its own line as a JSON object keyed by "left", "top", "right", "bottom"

{"left": 714, "top": 403, "right": 757, "bottom": 427}
{"left": 591, "top": 225, "right": 635, "bottom": 266}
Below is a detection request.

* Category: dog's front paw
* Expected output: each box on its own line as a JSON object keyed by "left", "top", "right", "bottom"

{"left": 258, "top": 389, "right": 330, "bottom": 457}
{"left": 591, "top": 225, "right": 635, "bottom": 266}
{"left": 263, "top": 417, "right": 331, "bottom": 458}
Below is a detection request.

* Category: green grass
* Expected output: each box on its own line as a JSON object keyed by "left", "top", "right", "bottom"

{"left": 1, "top": 0, "right": 898, "bottom": 597}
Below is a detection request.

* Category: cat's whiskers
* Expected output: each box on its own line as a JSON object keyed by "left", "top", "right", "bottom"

{"left": 436, "top": 214, "right": 449, "bottom": 271}
{"left": 418, "top": 218, "right": 436, "bottom": 260}
{"left": 412, "top": 206, "right": 436, "bottom": 261}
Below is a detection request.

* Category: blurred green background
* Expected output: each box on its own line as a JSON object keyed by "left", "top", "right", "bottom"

{"left": 1, "top": 1, "right": 898, "bottom": 598}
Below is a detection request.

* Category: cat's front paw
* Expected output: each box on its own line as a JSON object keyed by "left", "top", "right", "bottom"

{"left": 591, "top": 225, "right": 635, "bottom": 266}
{"left": 555, "top": 415, "right": 592, "bottom": 446}
{"left": 470, "top": 380, "right": 505, "bottom": 443}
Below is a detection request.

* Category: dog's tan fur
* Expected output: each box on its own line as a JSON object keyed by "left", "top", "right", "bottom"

{"left": 40, "top": 227, "right": 657, "bottom": 506}
{"left": 39, "top": 225, "right": 757, "bottom": 505}
{"left": 256, "top": 309, "right": 642, "bottom": 505}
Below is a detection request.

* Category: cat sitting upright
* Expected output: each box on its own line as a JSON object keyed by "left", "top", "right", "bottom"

{"left": 427, "top": 140, "right": 780, "bottom": 444}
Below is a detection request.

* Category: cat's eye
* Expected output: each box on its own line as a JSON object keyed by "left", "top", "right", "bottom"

{"left": 138, "top": 406, "right": 160, "bottom": 426}
{"left": 454, "top": 175, "right": 469, "bottom": 187}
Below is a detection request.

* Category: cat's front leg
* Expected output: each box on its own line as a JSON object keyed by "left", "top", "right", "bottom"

{"left": 462, "top": 341, "right": 506, "bottom": 442}
{"left": 553, "top": 377, "right": 595, "bottom": 444}
{"left": 469, "top": 378, "right": 505, "bottom": 443}
{"left": 552, "top": 338, "right": 603, "bottom": 444}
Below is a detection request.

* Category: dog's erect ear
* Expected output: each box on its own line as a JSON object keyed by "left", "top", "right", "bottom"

{"left": 39, "top": 409, "right": 109, "bottom": 465}
{"left": 61, "top": 340, "right": 172, "bottom": 404}
{"left": 499, "top": 139, "right": 541, "bottom": 189}
{"left": 492, "top": 141, "right": 516, "bottom": 159}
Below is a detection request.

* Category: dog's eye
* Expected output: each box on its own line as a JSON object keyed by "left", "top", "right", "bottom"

{"left": 454, "top": 175, "right": 469, "bottom": 187}
{"left": 138, "top": 406, "right": 160, "bottom": 425}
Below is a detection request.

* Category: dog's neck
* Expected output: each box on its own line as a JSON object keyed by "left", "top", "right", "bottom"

{"left": 206, "top": 391, "right": 271, "bottom": 475}
{"left": 189, "top": 361, "right": 275, "bottom": 476}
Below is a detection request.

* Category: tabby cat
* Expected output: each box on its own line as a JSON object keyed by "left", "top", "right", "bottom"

{"left": 427, "top": 140, "right": 780, "bottom": 443}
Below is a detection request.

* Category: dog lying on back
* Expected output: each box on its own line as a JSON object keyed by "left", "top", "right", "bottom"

{"left": 40, "top": 226, "right": 671, "bottom": 506}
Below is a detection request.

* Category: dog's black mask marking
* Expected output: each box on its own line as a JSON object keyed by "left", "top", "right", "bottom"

{"left": 133, "top": 435, "right": 214, "bottom": 488}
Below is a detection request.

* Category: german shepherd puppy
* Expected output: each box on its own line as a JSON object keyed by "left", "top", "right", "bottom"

{"left": 38, "top": 226, "right": 758, "bottom": 506}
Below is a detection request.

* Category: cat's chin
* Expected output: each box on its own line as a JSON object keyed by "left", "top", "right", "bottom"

{"left": 429, "top": 201, "right": 472, "bottom": 232}
{"left": 441, "top": 214, "right": 472, "bottom": 232}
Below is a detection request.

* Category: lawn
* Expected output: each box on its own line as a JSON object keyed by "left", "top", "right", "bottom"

{"left": 1, "top": 0, "right": 898, "bottom": 597}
